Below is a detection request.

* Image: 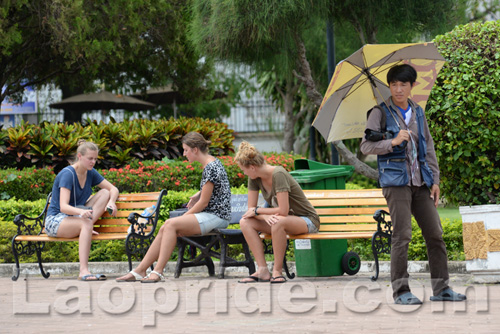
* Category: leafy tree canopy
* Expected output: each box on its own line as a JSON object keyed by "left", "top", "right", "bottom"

{"left": 0, "top": 0, "right": 211, "bottom": 112}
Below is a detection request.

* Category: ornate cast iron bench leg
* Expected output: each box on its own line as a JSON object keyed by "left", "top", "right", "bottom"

{"left": 371, "top": 209, "right": 392, "bottom": 281}
{"left": 35, "top": 242, "right": 50, "bottom": 279}
{"left": 11, "top": 237, "right": 22, "bottom": 281}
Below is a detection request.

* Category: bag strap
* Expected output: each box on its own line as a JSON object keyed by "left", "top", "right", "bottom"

{"left": 367, "top": 106, "right": 387, "bottom": 131}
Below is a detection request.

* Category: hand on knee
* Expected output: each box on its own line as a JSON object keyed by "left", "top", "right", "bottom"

{"left": 270, "top": 220, "right": 285, "bottom": 233}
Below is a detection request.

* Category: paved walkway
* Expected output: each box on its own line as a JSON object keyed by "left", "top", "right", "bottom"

{"left": 1, "top": 268, "right": 499, "bottom": 333}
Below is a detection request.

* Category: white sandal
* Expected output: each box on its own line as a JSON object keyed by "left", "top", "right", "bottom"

{"left": 141, "top": 270, "right": 165, "bottom": 283}
{"left": 116, "top": 270, "right": 144, "bottom": 282}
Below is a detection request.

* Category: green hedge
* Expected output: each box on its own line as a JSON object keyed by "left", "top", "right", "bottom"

{"left": 0, "top": 152, "right": 302, "bottom": 201}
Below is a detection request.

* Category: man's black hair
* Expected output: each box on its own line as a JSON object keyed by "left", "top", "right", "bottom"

{"left": 387, "top": 64, "right": 417, "bottom": 85}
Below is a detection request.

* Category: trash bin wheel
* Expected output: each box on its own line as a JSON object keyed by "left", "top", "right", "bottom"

{"left": 342, "top": 252, "right": 361, "bottom": 275}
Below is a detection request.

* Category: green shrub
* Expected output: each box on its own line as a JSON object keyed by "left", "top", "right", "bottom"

{"left": 348, "top": 218, "right": 464, "bottom": 262}
{"left": 0, "top": 117, "right": 235, "bottom": 171}
{"left": 0, "top": 167, "right": 54, "bottom": 201}
{"left": 0, "top": 197, "right": 48, "bottom": 221}
{"left": 427, "top": 21, "right": 500, "bottom": 205}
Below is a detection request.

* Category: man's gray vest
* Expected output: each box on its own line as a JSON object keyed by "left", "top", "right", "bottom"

{"left": 377, "top": 102, "right": 434, "bottom": 188}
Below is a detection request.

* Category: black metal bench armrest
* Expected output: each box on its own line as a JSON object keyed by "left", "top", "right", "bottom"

{"left": 13, "top": 192, "right": 52, "bottom": 236}
{"left": 127, "top": 189, "right": 167, "bottom": 237}
{"left": 373, "top": 209, "right": 392, "bottom": 235}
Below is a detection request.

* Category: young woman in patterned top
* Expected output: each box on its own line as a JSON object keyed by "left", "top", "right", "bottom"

{"left": 116, "top": 132, "right": 231, "bottom": 283}
{"left": 235, "top": 142, "right": 319, "bottom": 283}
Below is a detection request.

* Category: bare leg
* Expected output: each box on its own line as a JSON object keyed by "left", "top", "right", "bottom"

{"left": 239, "top": 217, "right": 272, "bottom": 281}
{"left": 86, "top": 189, "right": 110, "bottom": 225}
{"left": 116, "top": 227, "right": 165, "bottom": 280}
{"left": 56, "top": 189, "right": 111, "bottom": 279}
{"left": 270, "top": 216, "right": 308, "bottom": 280}
{"left": 117, "top": 214, "right": 202, "bottom": 281}
{"left": 57, "top": 216, "right": 95, "bottom": 278}
{"left": 147, "top": 215, "right": 201, "bottom": 280}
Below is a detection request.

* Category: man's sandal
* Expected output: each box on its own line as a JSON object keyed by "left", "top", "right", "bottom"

{"left": 394, "top": 292, "right": 423, "bottom": 305}
{"left": 141, "top": 270, "right": 165, "bottom": 283}
{"left": 430, "top": 288, "right": 466, "bottom": 301}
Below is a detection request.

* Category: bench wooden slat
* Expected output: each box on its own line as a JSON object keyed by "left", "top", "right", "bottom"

{"left": 114, "top": 201, "right": 158, "bottom": 209}
{"left": 93, "top": 218, "right": 131, "bottom": 225}
{"left": 308, "top": 198, "right": 388, "bottom": 206}
{"left": 262, "top": 231, "right": 376, "bottom": 240}
{"left": 315, "top": 207, "right": 389, "bottom": 215}
{"left": 319, "top": 216, "right": 380, "bottom": 223}
{"left": 319, "top": 224, "right": 377, "bottom": 232}
{"left": 94, "top": 226, "right": 153, "bottom": 233}
{"left": 114, "top": 193, "right": 161, "bottom": 201}
{"left": 15, "top": 233, "right": 130, "bottom": 242}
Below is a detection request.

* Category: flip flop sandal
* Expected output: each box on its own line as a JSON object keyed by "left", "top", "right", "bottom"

{"left": 95, "top": 274, "right": 107, "bottom": 281}
{"left": 116, "top": 270, "right": 144, "bottom": 282}
{"left": 141, "top": 270, "right": 165, "bottom": 283}
{"left": 394, "top": 292, "right": 422, "bottom": 305}
{"left": 270, "top": 276, "right": 287, "bottom": 284}
{"left": 430, "top": 288, "right": 466, "bottom": 301}
{"left": 78, "top": 274, "right": 99, "bottom": 281}
{"left": 238, "top": 276, "right": 270, "bottom": 283}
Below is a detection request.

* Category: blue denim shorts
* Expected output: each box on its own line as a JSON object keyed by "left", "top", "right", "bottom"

{"left": 301, "top": 216, "right": 319, "bottom": 233}
{"left": 45, "top": 213, "right": 70, "bottom": 237}
{"left": 194, "top": 212, "right": 230, "bottom": 235}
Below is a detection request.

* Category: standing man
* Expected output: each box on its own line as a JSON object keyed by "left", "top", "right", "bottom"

{"left": 360, "top": 64, "right": 466, "bottom": 305}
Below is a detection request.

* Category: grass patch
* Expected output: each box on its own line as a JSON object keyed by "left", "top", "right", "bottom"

{"left": 437, "top": 206, "right": 461, "bottom": 221}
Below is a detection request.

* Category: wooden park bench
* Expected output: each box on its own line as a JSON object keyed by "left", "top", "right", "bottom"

{"left": 11, "top": 190, "right": 167, "bottom": 281}
{"left": 260, "top": 189, "right": 393, "bottom": 281}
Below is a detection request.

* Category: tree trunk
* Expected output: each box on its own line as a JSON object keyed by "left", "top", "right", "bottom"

{"left": 333, "top": 140, "right": 378, "bottom": 179}
{"left": 282, "top": 81, "right": 296, "bottom": 152}
{"left": 293, "top": 35, "right": 378, "bottom": 180}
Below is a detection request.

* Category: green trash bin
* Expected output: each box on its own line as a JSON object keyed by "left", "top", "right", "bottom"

{"left": 290, "top": 159, "right": 355, "bottom": 277}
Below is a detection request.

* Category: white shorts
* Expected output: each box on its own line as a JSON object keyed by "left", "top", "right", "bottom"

{"left": 194, "top": 212, "right": 230, "bottom": 235}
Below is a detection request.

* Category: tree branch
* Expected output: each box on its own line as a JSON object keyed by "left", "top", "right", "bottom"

{"left": 292, "top": 35, "right": 324, "bottom": 107}
{"left": 333, "top": 140, "right": 379, "bottom": 180}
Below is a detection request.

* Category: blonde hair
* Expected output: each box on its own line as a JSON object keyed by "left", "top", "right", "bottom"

{"left": 76, "top": 140, "right": 99, "bottom": 158}
{"left": 181, "top": 132, "right": 211, "bottom": 153}
{"left": 234, "top": 141, "right": 265, "bottom": 167}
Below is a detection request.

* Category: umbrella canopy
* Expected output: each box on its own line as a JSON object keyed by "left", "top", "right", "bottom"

{"left": 130, "top": 84, "right": 227, "bottom": 105}
{"left": 49, "top": 91, "right": 156, "bottom": 111}
{"left": 313, "top": 42, "right": 445, "bottom": 142}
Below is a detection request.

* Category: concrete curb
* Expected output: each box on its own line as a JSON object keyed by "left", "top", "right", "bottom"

{"left": 0, "top": 260, "right": 467, "bottom": 279}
